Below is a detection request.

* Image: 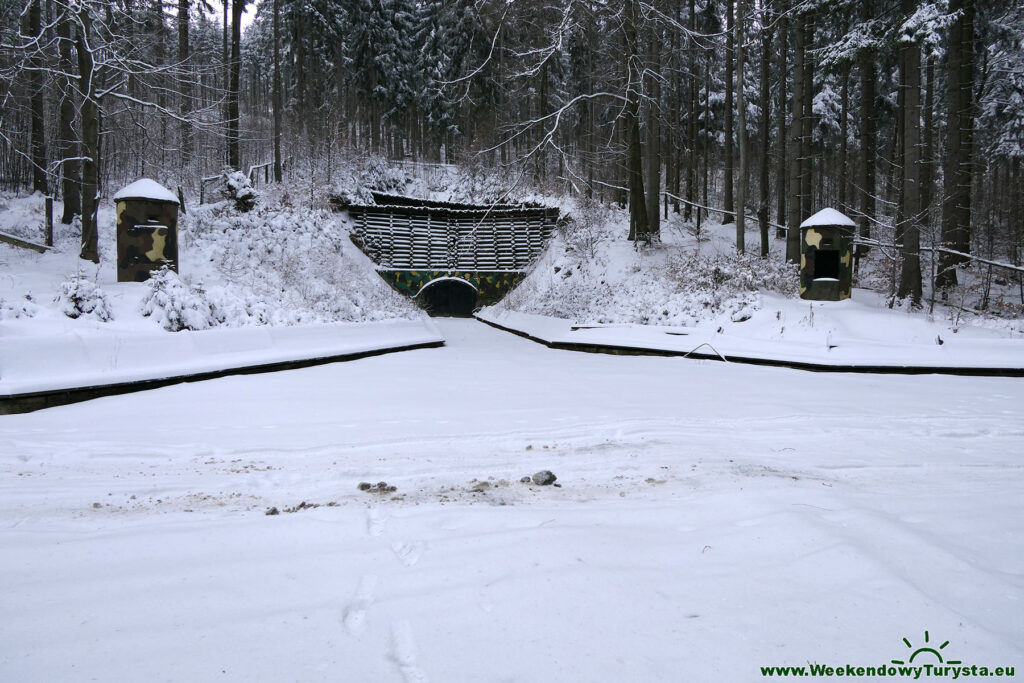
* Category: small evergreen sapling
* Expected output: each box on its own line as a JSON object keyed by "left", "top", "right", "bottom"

{"left": 139, "top": 266, "right": 220, "bottom": 331}
{"left": 218, "top": 168, "right": 258, "bottom": 212}
{"left": 56, "top": 273, "right": 113, "bottom": 321}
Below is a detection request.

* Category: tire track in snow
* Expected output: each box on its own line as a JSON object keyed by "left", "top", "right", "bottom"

{"left": 803, "top": 506, "right": 1024, "bottom": 649}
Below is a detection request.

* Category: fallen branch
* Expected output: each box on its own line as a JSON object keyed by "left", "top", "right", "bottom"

{"left": 683, "top": 342, "right": 729, "bottom": 362}
{"left": 660, "top": 191, "right": 789, "bottom": 234}
{"left": 0, "top": 230, "right": 50, "bottom": 253}
{"left": 853, "top": 238, "right": 1024, "bottom": 275}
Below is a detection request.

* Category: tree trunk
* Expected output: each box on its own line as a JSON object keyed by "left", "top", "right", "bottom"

{"left": 370, "top": 74, "right": 380, "bottom": 153}
{"left": 178, "top": 0, "right": 192, "bottom": 168}
{"left": 25, "top": 0, "right": 48, "bottom": 194}
{"left": 857, "top": 0, "right": 876, "bottom": 255}
{"left": 669, "top": 0, "right": 681, "bottom": 214}
{"left": 938, "top": 0, "right": 975, "bottom": 290}
{"left": 273, "top": 0, "right": 282, "bottom": 181}
{"left": 722, "top": 0, "right": 735, "bottom": 224}
{"left": 702, "top": 45, "right": 711, "bottom": 230}
{"left": 57, "top": 9, "right": 80, "bottom": 223}
{"left": 77, "top": 5, "right": 99, "bottom": 263}
{"left": 153, "top": 0, "right": 167, "bottom": 172}
{"left": 758, "top": 0, "right": 772, "bottom": 257}
{"left": 799, "top": 12, "right": 813, "bottom": 223}
{"left": 537, "top": 60, "right": 548, "bottom": 182}
{"left": 646, "top": 30, "right": 661, "bottom": 238}
{"left": 228, "top": 0, "right": 243, "bottom": 169}
{"left": 897, "top": 0, "right": 922, "bottom": 305}
{"left": 624, "top": 0, "right": 649, "bottom": 241}
{"left": 582, "top": 16, "right": 594, "bottom": 197}
{"left": 921, "top": 54, "right": 935, "bottom": 219}
{"left": 685, "top": 0, "right": 697, "bottom": 221}
{"left": 222, "top": 0, "right": 228, "bottom": 164}
{"left": 838, "top": 63, "right": 850, "bottom": 211}
{"left": 785, "top": 10, "right": 804, "bottom": 262}
{"left": 775, "top": 1, "right": 787, "bottom": 236}
{"left": 735, "top": 0, "right": 746, "bottom": 252}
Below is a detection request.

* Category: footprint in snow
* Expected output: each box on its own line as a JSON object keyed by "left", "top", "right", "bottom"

{"left": 367, "top": 507, "right": 387, "bottom": 537}
{"left": 391, "top": 541, "right": 423, "bottom": 567}
{"left": 342, "top": 573, "right": 377, "bottom": 637}
{"left": 390, "top": 620, "right": 429, "bottom": 683}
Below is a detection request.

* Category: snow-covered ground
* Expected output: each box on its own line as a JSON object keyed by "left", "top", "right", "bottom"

{"left": 1, "top": 189, "right": 430, "bottom": 399}
{"left": 0, "top": 318, "right": 442, "bottom": 396}
{"left": 2, "top": 319, "right": 1022, "bottom": 681}
{"left": 496, "top": 201, "right": 1024, "bottom": 359}
{"left": 6, "top": 182, "right": 1021, "bottom": 383}
{"left": 0, "top": 188, "right": 421, "bottom": 337}
{"left": 3, "top": 174, "right": 1023, "bottom": 680}
{"left": 477, "top": 302, "right": 1024, "bottom": 370}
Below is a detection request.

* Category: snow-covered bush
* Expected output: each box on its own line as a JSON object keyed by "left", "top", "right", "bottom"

{"left": 447, "top": 163, "right": 518, "bottom": 205}
{"left": 56, "top": 274, "right": 113, "bottom": 321}
{"left": 139, "top": 266, "right": 220, "bottom": 331}
{"left": 329, "top": 184, "right": 375, "bottom": 209}
{"left": 662, "top": 252, "right": 797, "bottom": 323}
{"left": 0, "top": 295, "right": 38, "bottom": 320}
{"left": 360, "top": 156, "right": 408, "bottom": 193}
{"left": 183, "top": 203, "right": 421, "bottom": 326}
{"left": 560, "top": 198, "right": 613, "bottom": 261}
{"left": 219, "top": 168, "right": 258, "bottom": 212}
{"left": 500, "top": 202, "right": 800, "bottom": 328}
{"left": 329, "top": 155, "right": 410, "bottom": 208}
{"left": 1, "top": 184, "right": 420, "bottom": 333}
{"left": 665, "top": 252, "right": 797, "bottom": 298}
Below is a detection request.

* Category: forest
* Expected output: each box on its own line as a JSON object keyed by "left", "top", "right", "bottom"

{"left": 1, "top": 0, "right": 1022, "bottom": 307}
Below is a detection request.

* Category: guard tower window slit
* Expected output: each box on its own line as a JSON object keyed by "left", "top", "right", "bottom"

{"left": 815, "top": 250, "right": 840, "bottom": 279}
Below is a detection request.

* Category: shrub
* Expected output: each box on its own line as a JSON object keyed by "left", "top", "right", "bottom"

{"left": 139, "top": 266, "right": 220, "bottom": 331}
{"left": 0, "top": 295, "right": 38, "bottom": 320}
{"left": 56, "top": 274, "right": 113, "bottom": 321}
{"left": 560, "top": 198, "right": 613, "bottom": 261}
{"left": 219, "top": 167, "right": 258, "bottom": 212}
{"left": 665, "top": 251, "right": 798, "bottom": 298}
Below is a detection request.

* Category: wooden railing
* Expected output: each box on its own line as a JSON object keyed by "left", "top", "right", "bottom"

{"left": 248, "top": 162, "right": 272, "bottom": 187}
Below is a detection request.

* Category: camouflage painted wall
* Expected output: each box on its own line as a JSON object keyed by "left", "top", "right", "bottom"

{"left": 116, "top": 199, "right": 179, "bottom": 282}
{"left": 800, "top": 225, "right": 853, "bottom": 301}
{"left": 377, "top": 270, "right": 525, "bottom": 308}
{"left": 346, "top": 200, "right": 556, "bottom": 310}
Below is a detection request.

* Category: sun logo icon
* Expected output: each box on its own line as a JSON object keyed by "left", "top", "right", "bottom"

{"left": 891, "top": 631, "right": 962, "bottom": 666}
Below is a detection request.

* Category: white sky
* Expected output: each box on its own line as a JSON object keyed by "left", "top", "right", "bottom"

{"left": 201, "top": 1, "right": 259, "bottom": 32}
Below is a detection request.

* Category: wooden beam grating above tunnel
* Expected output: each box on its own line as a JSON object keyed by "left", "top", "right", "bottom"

{"left": 348, "top": 200, "right": 557, "bottom": 275}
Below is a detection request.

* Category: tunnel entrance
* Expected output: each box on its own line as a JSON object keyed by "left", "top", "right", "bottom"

{"left": 416, "top": 278, "right": 478, "bottom": 317}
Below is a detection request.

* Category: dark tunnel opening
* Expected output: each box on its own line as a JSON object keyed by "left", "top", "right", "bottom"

{"left": 417, "top": 278, "right": 478, "bottom": 317}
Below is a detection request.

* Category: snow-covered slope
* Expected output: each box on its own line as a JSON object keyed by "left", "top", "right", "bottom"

{"left": 490, "top": 199, "right": 1024, "bottom": 367}
{"left": 1, "top": 189, "right": 429, "bottom": 397}
{"left": 0, "top": 190, "right": 420, "bottom": 334}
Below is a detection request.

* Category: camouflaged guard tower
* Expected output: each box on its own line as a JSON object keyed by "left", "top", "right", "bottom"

{"left": 799, "top": 208, "right": 855, "bottom": 301}
{"left": 114, "top": 179, "right": 180, "bottom": 283}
